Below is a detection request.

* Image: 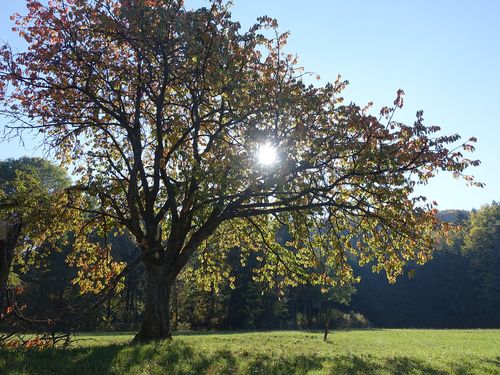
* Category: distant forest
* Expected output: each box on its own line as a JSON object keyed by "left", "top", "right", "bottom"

{"left": 11, "top": 203, "right": 499, "bottom": 331}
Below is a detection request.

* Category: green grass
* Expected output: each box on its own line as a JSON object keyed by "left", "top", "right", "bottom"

{"left": 1, "top": 330, "right": 499, "bottom": 374}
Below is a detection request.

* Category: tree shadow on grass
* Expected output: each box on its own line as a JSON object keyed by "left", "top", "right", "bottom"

{"left": 0, "top": 341, "right": 238, "bottom": 375}
{"left": 0, "top": 344, "right": 124, "bottom": 375}
{"left": 484, "top": 356, "right": 500, "bottom": 367}
{"left": 449, "top": 357, "right": 500, "bottom": 375}
{"left": 326, "top": 355, "right": 496, "bottom": 375}
{"left": 0, "top": 343, "right": 495, "bottom": 375}
{"left": 383, "top": 357, "right": 447, "bottom": 375}
{"left": 243, "top": 353, "right": 322, "bottom": 375}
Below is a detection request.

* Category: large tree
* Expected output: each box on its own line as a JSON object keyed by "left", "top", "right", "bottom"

{"left": 0, "top": 0, "right": 480, "bottom": 341}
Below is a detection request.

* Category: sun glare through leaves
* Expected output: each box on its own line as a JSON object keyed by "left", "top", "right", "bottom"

{"left": 256, "top": 142, "right": 278, "bottom": 166}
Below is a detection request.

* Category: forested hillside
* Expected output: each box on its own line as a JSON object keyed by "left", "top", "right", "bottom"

{"left": 351, "top": 206, "right": 499, "bottom": 328}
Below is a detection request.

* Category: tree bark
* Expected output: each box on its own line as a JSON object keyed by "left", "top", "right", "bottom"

{"left": 0, "top": 221, "right": 21, "bottom": 313}
{"left": 171, "top": 279, "right": 178, "bottom": 331}
{"left": 133, "top": 261, "right": 173, "bottom": 342}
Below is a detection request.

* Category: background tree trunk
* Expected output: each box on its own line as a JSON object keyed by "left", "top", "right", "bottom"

{"left": 0, "top": 221, "right": 21, "bottom": 313}
{"left": 323, "top": 306, "right": 331, "bottom": 342}
{"left": 133, "top": 261, "right": 173, "bottom": 342}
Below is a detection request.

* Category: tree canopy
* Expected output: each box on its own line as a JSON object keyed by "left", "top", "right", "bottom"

{"left": 0, "top": 157, "right": 75, "bottom": 316}
{"left": 0, "top": 0, "right": 480, "bottom": 341}
{"left": 0, "top": 157, "right": 76, "bottom": 258}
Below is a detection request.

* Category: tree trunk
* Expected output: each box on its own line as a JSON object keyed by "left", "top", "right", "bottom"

{"left": 0, "top": 221, "right": 21, "bottom": 313}
{"left": 323, "top": 306, "right": 331, "bottom": 342}
{"left": 133, "top": 261, "right": 173, "bottom": 342}
{"left": 124, "top": 278, "right": 131, "bottom": 327}
{"left": 171, "top": 279, "right": 178, "bottom": 331}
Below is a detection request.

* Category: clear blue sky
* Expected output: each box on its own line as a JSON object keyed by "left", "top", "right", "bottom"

{"left": 1, "top": 0, "right": 499, "bottom": 210}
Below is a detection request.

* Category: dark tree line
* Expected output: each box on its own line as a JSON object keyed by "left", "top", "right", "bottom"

{"left": 10, "top": 203, "right": 499, "bottom": 331}
{"left": 9, "top": 235, "right": 362, "bottom": 332}
{"left": 351, "top": 206, "right": 500, "bottom": 328}
{"left": 1, "top": 158, "right": 498, "bottom": 333}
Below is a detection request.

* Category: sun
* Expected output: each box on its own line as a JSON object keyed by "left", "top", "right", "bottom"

{"left": 257, "top": 142, "right": 278, "bottom": 166}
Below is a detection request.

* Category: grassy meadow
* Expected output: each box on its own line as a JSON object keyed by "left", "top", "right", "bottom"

{"left": 0, "top": 329, "right": 499, "bottom": 374}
